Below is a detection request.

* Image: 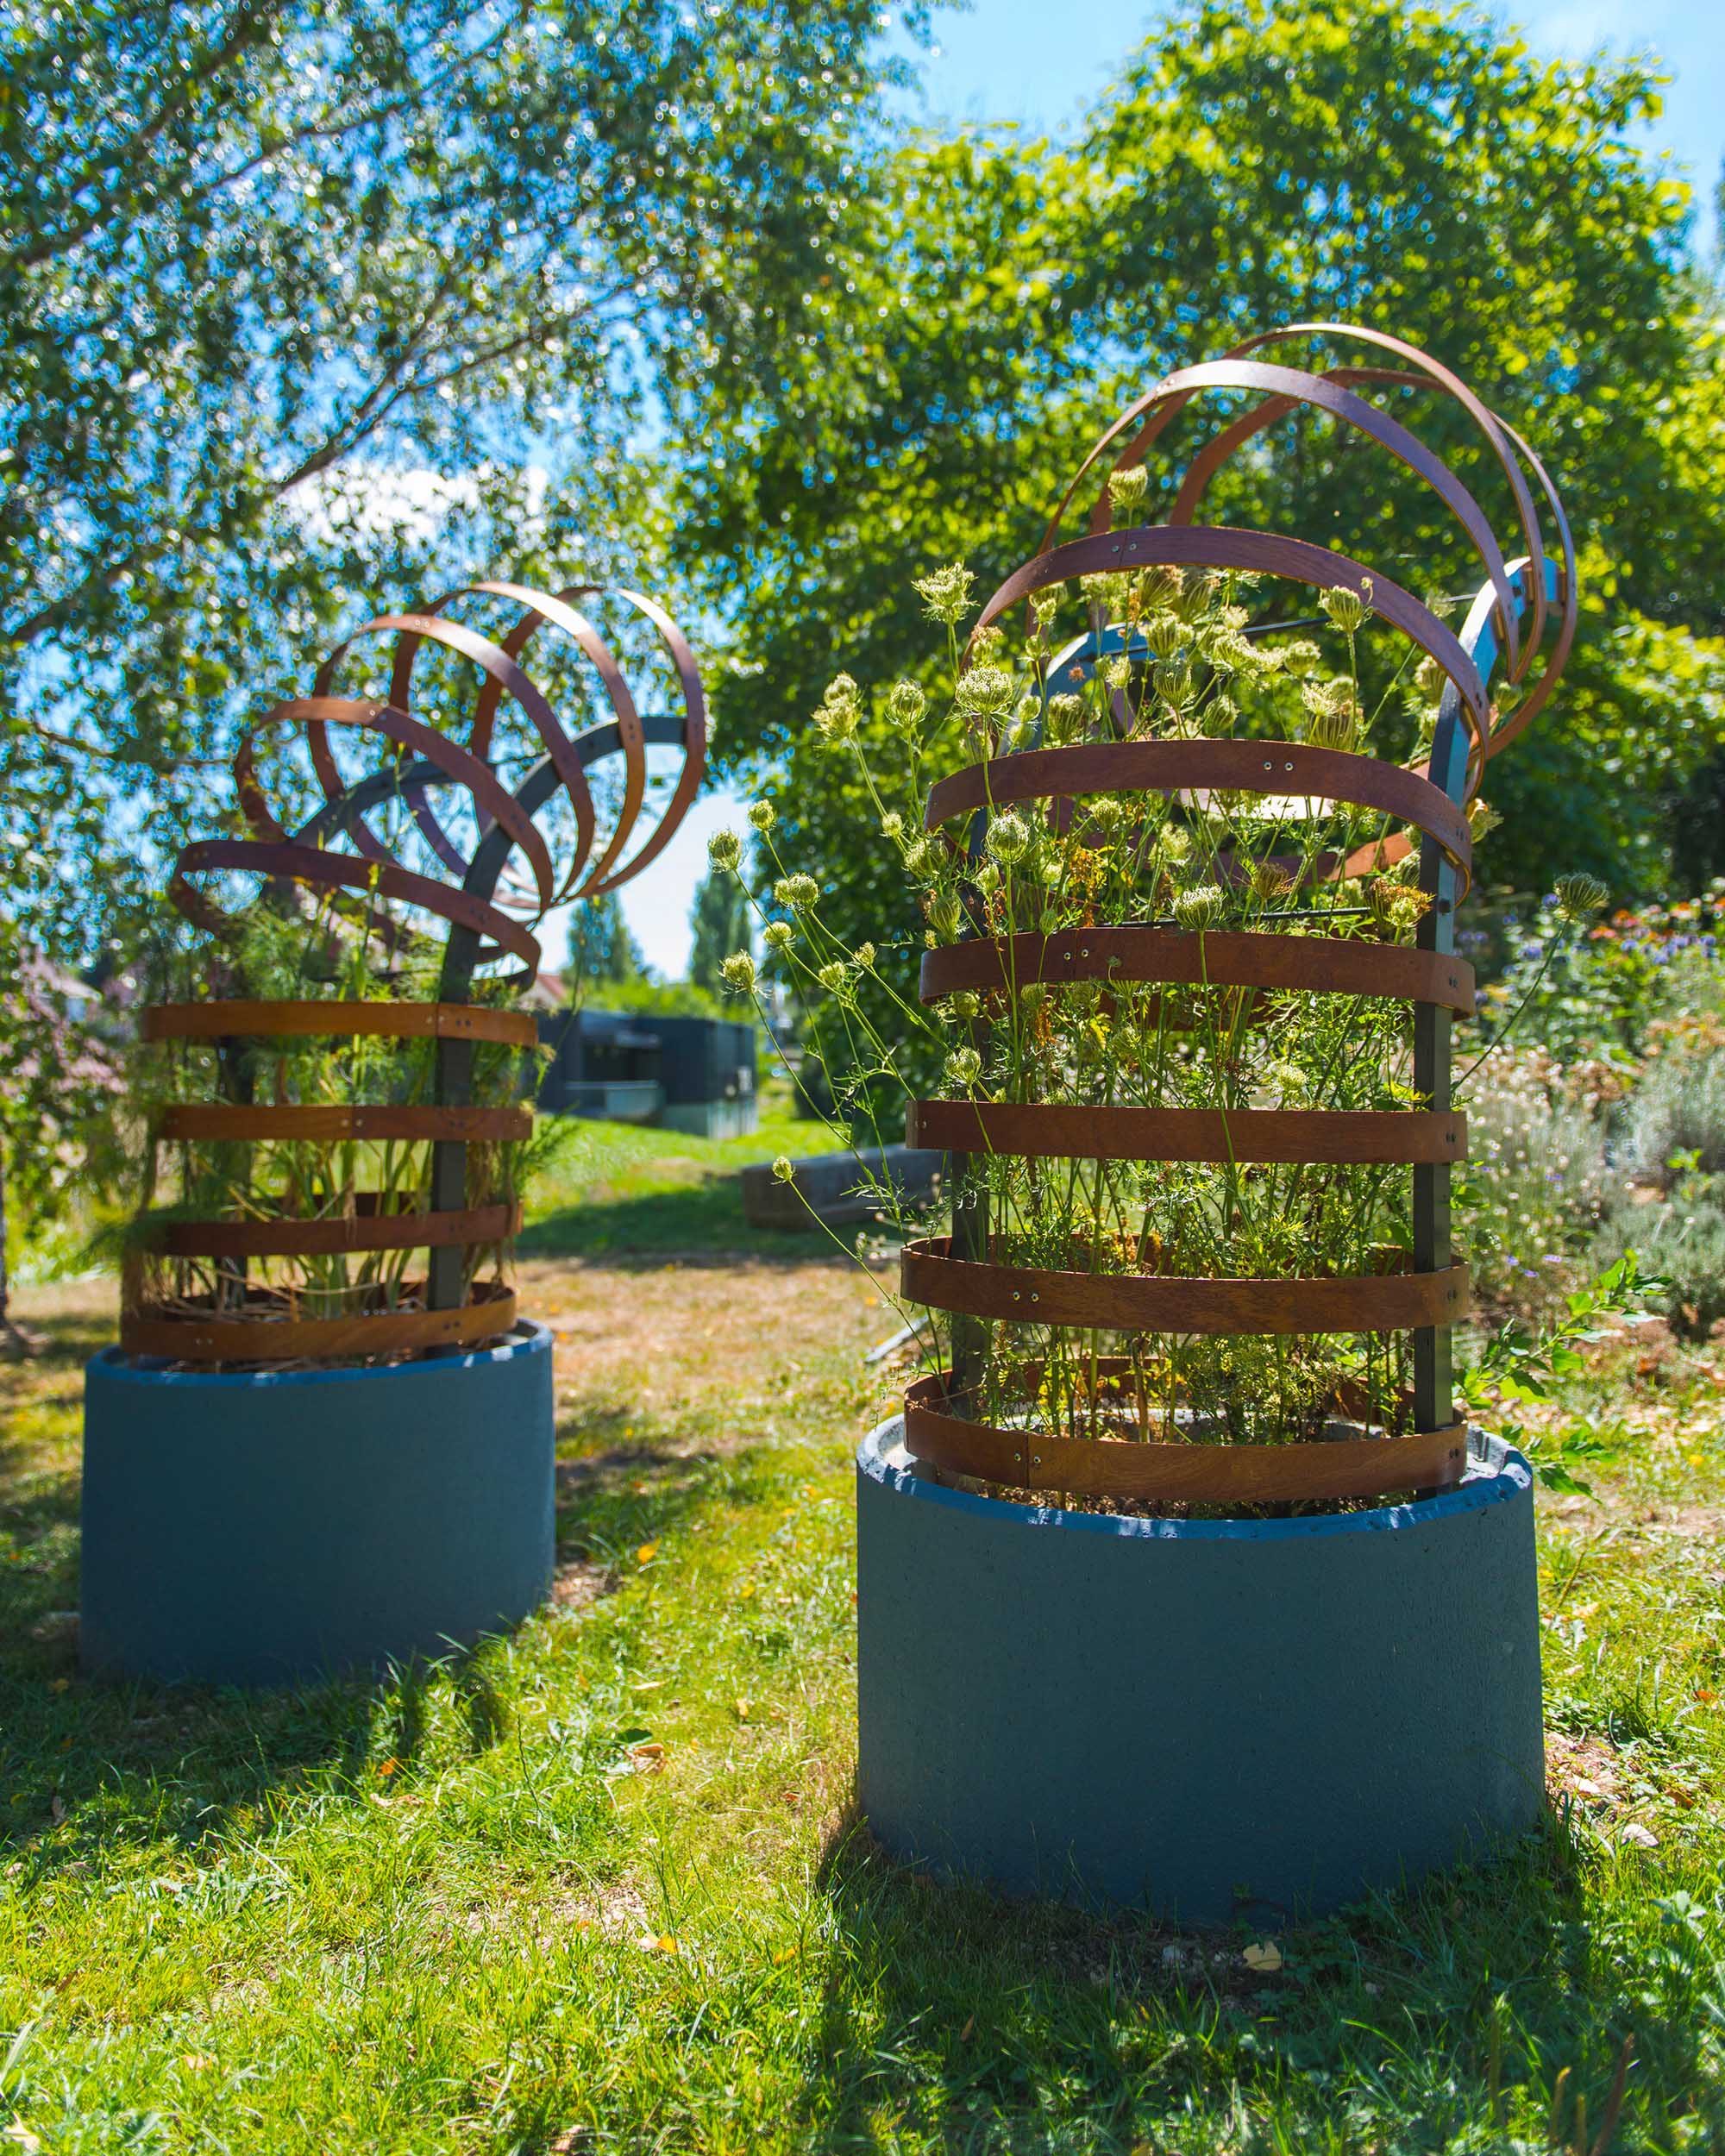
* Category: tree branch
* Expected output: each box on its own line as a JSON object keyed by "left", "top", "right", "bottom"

{"left": 7, "top": 0, "right": 286, "bottom": 276}
{"left": 187, "top": 8, "right": 523, "bottom": 210}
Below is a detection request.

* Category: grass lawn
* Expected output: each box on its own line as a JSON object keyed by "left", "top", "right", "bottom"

{"left": 518, "top": 1086, "right": 841, "bottom": 1262}
{"left": 4, "top": 1119, "right": 1725, "bottom": 2151}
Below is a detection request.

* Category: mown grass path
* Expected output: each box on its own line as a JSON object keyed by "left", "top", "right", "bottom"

{"left": 4, "top": 1184, "right": 1725, "bottom": 2148}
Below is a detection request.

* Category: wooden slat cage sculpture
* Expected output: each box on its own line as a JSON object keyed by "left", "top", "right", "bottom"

{"left": 124, "top": 582, "right": 705, "bottom": 1365}
{"left": 897, "top": 324, "right": 1577, "bottom": 1508}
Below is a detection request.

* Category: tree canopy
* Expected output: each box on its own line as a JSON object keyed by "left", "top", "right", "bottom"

{"left": 5, "top": 0, "right": 1725, "bottom": 1230}
{"left": 689, "top": 864, "right": 752, "bottom": 1000}
{"left": 677, "top": 0, "right": 1725, "bottom": 904}
{"left": 2, "top": 0, "right": 919, "bottom": 965}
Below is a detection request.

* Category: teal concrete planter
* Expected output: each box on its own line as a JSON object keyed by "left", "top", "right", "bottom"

{"left": 856, "top": 1420, "right": 1544, "bottom": 1924}
{"left": 81, "top": 1323, "right": 555, "bottom": 1687}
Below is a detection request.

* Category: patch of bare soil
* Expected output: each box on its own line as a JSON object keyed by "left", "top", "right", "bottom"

{"left": 1546, "top": 1729, "right": 1628, "bottom": 1809}
{"left": 518, "top": 1254, "right": 895, "bottom": 1429}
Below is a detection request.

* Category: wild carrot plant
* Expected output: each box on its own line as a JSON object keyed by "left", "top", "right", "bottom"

{"left": 712, "top": 499, "right": 1602, "bottom": 1472}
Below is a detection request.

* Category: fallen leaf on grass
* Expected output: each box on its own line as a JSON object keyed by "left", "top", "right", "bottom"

{"left": 958, "top": 2015, "right": 975, "bottom": 2041}
{"left": 1242, "top": 1940, "right": 1283, "bottom": 1973}
{"left": 637, "top": 1542, "right": 659, "bottom": 1565}
{"left": 628, "top": 1741, "right": 666, "bottom": 1775}
{"left": 734, "top": 1700, "right": 751, "bottom": 1722}
{"left": 1621, "top": 1821, "right": 1659, "bottom": 1849}
{"left": 49, "top": 1796, "right": 64, "bottom": 1825}
{"left": 638, "top": 1934, "right": 679, "bottom": 1954}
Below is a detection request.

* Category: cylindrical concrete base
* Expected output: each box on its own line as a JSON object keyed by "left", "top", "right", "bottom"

{"left": 82, "top": 1324, "right": 555, "bottom": 1687}
{"left": 857, "top": 1420, "right": 1544, "bottom": 1924}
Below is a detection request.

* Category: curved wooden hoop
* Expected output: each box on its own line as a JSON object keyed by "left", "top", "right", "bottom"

{"left": 168, "top": 578, "right": 706, "bottom": 987}
{"left": 311, "top": 611, "right": 589, "bottom": 881}
{"left": 919, "top": 926, "right": 1476, "bottom": 1016}
{"left": 901, "top": 1236, "right": 1469, "bottom": 1334}
{"left": 151, "top": 1201, "right": 521, "bottom": 1261}
{"left": 449, "top": 580, "right": 640, "bottom": 901}
{"left": 903, "top": 1373, "right": 1468, "bottom": 1504}
{"left": 160, "top": 1103, "right": 532, "bottom": 1144}
{"left": 238, "top": 695, "right": 556, "bottom": 911}
{"left": 907, "top": 1100, "right": 1465, "bottom": 1165}
{"left": 1156, "top": 365, "right": 1579, "bottom": 738}
{"left": 141, "top": 1000, "right": 538, "bottom": 1046}
{"left": 120, "top": 1286, "right": 519, "bottom": 1365}
{"left": 1124, "top": 358, "right": 1524, "bottom": 680}
{"left": 1046, "top": 320, "right": 1554, "bottom": 669}
{"left": 170, "top": 837, "right": 543, "bottom": 982}
{"left": 925, "top": 738, "right": 1472, "bottom": 882}
{"left": 971, "top": 523, "right": 1490, "bottom": 767}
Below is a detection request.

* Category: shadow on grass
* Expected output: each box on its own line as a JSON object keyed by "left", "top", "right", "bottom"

{"left": 522, "top": 1177, "right": 832, "bottom": 1260}
{"left": 800, "top": 1790, "right": 1705, "bottom": 2152}
{"left": 552, "top": 1391, "right": 776, "bottom": 1585}
{"left": 0, "top": 1304, "right": 533, "bottom": 1884}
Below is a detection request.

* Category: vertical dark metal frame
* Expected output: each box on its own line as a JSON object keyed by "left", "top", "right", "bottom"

{"left": 289, "top": 715, "right": 693, "bottom": 1314}
{"left": 938, "top": 561, "right": 1556, "bottom": 1446}
{"left": 1414, "top": 560, "right": 1551, "bottom": 1434}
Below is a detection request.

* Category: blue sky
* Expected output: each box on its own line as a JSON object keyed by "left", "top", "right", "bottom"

{"left": 608, "top": 0, "right": 1721, "bottom": 980}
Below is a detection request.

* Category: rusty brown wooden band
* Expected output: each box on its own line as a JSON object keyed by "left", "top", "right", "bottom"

{"left": 172, "top": 838, "right": 543, "bottom": 978}
{"left": 1050, "top": 323, "right": 1551, "bottom": 667}
{"left": 975, "top": 524, "right": 1490, "bottom": 761}
{"left": 179, "top": 583, "right": 704, "bottom": 999}
{"left": 1150, "top": 360, "right": 1523, "bottom": 683}
{"left": 901, "top": 1236, "right": 1468, "bottom": 1334}
{"left": 242, "top": 695, "right": 557, "bottom": 911}
{"left": 453, "top": 581, "right": 636, "bottom": 899}
{"left": 141, "top": 1000, "right": 538, "bottom": 1046}
{"left": 119, "top": 1288, "right": 518, "bottom": 1365}
{"left": 901, "top": 1375, "right": 1467, "bottom": 1504}
{"left": 907, "top": 1099, "right": 1466, "bottom": 1165}
{"left": 919, "top": 926, "right": 1476, "bottom": 1015}
{"left": 151, "top": 1201, "right": 521, "bottom": 1260}
{"left": 926, "top": 740, "right": 1472, "bottom": 878}
{"left": 1224, "top": 324, "right": 1551, "bottom": 660}
{"left": 160, "top": 1104, "right": 531, "bottom": 1144}
{"left": 312, "top": 611, "right": 583, "bottom": 882}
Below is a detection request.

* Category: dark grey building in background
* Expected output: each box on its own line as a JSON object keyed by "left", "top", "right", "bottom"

{"left": 535, "top": 1008, "right": 758, "bottom": 1138}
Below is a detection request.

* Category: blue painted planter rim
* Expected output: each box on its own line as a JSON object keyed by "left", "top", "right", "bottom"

{"left": 859, "top": 1418, "right": 1530, "bottom": 1543}
{"left": 91, "top": 1319, "right": 550, "bottom": 1390}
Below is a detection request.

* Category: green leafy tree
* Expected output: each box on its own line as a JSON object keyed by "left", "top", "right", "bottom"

{"left": 681, "top": 0, "right": 1725, "bottom": 913}
{"left": 567, "top": 892, "right": 645, "bottom": 992}
{"left": 1, "top": 0, "right": 922, "bottom": 946}
{"left": 688, "top": 863, "right": 751, "bottom": 998}
{"left": 0, "top": 0, "right": 923, "bottom": 1238}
